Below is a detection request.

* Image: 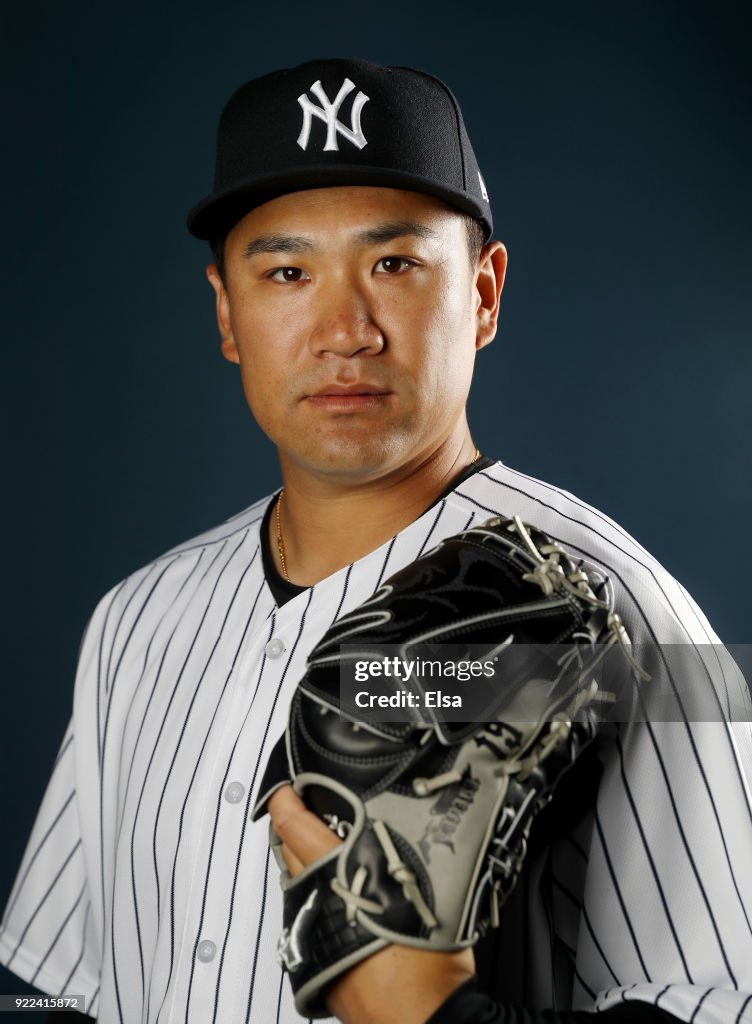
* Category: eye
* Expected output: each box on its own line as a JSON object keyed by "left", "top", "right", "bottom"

{"left": 374, "top": 256, "right": 414, "bottom": 275}
{"left": 268, "top": 267, "right": 311, "bottom": 283}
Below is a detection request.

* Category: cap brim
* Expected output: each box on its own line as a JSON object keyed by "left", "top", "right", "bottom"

{"left": 186, "top": 165, "right": 492, "bottom": 240}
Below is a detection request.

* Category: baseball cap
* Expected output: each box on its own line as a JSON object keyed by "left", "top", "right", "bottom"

{"left": 186, "top": 57, "right": 492, "bottom": 241}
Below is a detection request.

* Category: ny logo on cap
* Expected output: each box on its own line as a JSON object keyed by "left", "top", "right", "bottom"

{"left": 297, "top": 78, "right": 370, "bottom": 152}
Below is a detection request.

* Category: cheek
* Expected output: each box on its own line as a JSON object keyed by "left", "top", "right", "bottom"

{"left": 231, "top": 302, "right": 297, "bottom": 386}
{"left": 237, "top": 362, "right": 273, "bottom": 433}
{"left": 407, "top": 283, "right": 476, "bottom": 391}
{"left": 230, "top": 327, "right": 284, "bottom": 431}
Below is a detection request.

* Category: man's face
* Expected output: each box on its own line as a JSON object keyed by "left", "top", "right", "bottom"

{"left": 208, "top": 186, "right": 504, "bottom": 484}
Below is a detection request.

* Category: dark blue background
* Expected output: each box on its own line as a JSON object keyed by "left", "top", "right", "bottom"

{"left": 2, "top": 0, "right": 750, "bottom": 1012}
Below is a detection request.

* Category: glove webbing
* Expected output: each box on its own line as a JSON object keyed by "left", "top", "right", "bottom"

{"left": 331, "top": 819, "right": 438, "bottom": 931}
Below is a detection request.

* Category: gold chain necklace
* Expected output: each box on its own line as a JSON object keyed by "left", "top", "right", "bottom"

{"left": 274, "top": 449, "right": 481, "bottom": 583}
{"left": 275, "top": 490, "right": 290, "bottom": 582}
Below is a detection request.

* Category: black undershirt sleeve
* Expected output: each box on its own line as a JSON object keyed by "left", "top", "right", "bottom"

{"left": 426, "top": 978, "right": 683, "bottom": 1024}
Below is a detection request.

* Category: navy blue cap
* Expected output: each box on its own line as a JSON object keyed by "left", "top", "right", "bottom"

{"left": 187, "top": 58, "right": 492, "bottom": 240}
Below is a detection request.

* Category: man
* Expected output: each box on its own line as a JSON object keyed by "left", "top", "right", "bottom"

{"left": 1, "top": 58, "right": 750, "bottom": 1024}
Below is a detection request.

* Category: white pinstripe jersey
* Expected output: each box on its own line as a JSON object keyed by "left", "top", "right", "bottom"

{"left": 2, "top": 461, "right": 751, "bottom": 1024}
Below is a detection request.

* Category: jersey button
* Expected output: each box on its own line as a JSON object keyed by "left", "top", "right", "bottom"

{"left": 265, "top": 638, "right": 286, "bottom": 659}
{"left": 224, "top": 781, "right": 245, "bottom": 804}
{"left": 196, "top": 939, "right": 217, "bottom": 963}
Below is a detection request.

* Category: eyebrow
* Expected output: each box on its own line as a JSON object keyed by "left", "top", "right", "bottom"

{"left": 355, "top": 220, "right": 439, "bottom": 245}
{"left": 240, "top": 219, "right": 438, "bottom": 260}
{"left": 242, "top": 234, "right": 314, "bottom": 258}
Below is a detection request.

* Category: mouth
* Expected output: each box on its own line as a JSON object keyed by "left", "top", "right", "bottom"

{"left": 304, "top": 383, "right": 392, "bottom": 412}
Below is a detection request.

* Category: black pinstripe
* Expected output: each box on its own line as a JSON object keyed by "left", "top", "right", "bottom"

{"left": 566, "top": 834, "right": 589, "bottom": 864}
{"left": 372, "top": 534, "right": 398, "bottom": 591}
{"left": 551, "top": 873, "right": 583, "bottom": 911}
{"left": 52, "top": 732, "right": 74, "bottom": 770}
{"left": 61, "top": 905, "right": 93, "bottom": 999}
{"left": 653, "top": 986, "right": 672, "bottom": 1010}
{"left": 414, "top": 499, "right": 448, "bottom": 559}
{"left": 573, "top": 971, "right": 598, "bottom": 1004}
{"left": 688, "top": 988, "right": 713, "bottom": 1024}
{"left": 242, "top": 846, "right": 273, "bottom": 1024}
{"left": 330, "top": 563, "right": 353, "bottom": 623}
{"left": 581, "top": 898, "right": 620, "bottom": 986}
{"left": 270, "top": 956, "right": 285, "bottom": 1024}
{"left": 593, "top": 809, "right": 651, "bottom": 982}
{"left": 60, "top": 900, "right": 92, "bottom": 994}
{"left": 734, "top": 993, "right": 752, "bottom": 1024}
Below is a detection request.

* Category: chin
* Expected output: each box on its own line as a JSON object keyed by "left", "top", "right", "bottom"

{"left": 293, "top": 437, "right": 408, "bottom": 478}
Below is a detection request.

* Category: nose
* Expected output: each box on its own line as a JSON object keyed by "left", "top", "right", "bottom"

{"left": 308, "top": 282, "right": 384, "bottom": 359}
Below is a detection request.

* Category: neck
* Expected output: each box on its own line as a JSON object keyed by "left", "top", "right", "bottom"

{"left": 273, "top": 435, "right": 479, "bottom": 587}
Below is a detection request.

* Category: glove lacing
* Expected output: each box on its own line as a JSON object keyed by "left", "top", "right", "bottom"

{"left": 504, "top": 515, "right": 648, "bottom": 682}
{"left": 330, "top": 818, "right": 438, "bottom": 930}
{"left": 506, "top": 515, "right": 607, "bottom": 607}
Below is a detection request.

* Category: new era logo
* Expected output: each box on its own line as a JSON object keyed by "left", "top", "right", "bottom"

{"left": 297, "top": 78, "right": 370, "bottom": 152}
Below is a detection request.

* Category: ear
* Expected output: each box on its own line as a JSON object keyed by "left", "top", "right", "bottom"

{"left": 206, "top": 263, "right": 239, "bottom": 364}
{"left": 474, "top": 241, "right": 507, "bottom": 351}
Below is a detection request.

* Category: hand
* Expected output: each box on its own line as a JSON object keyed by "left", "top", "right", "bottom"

{"left": 268, "top": 783, "right": 342, "bottom": 877}
{"left": 268, "top": 785, "right": 475, "bottom": 1024}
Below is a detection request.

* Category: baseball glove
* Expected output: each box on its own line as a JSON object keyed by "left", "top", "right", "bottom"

{"left": 252, "top": 515, "right": 644, "bottom": 1018}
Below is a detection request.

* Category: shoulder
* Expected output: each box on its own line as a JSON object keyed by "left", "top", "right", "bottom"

{"left": 154, "top": 491, "right": 273, "bottom": 561}
{"left": 75, "top": 493, "right": 274, "bottom": 682}
{"left": 126, "top": 490, "right": 270, "bottom": 580}
{"left": 446, "top": 461, "right": 718, "bottom": 646}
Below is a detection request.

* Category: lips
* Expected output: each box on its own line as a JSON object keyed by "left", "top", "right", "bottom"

{"left": 304, "top": 382, "right": 392, "bottom": 411}
{"left": 307, "top": 383, "right": 390, "bottom": 398}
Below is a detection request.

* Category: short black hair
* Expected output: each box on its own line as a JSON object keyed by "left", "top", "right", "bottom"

{"left": 464, "top": 215, "right": 486, "bottom": 267}
{"left": 210, "top": 211, "right": 487, "bottom": 283}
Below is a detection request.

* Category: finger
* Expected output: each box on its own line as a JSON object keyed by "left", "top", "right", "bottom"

{"left": 278, "top": 842, "right": 305, "bottom": 877}
{"left": 268, "top": 785, "right": 341, "bottom": 867}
